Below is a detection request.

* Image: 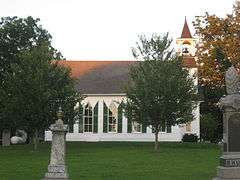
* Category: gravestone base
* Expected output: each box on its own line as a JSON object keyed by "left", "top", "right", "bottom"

{"left": 43, "top": 165, "right": 68, "bottom": 180}
{"left": 213, "top": 154, "right": 240, "bottom": 180}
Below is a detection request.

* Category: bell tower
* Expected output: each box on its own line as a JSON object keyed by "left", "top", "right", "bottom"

{"left": 176, "top": 17, "right": 199, "bottom": 137}
{"left": 176, "top": 17, "right": 197, "bottom": 56}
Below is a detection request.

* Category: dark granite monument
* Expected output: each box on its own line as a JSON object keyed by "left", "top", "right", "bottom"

{"left": 213, "top": 66, "right": 240, "bottom": 180}
{"left": 43, "top": 107, "right": 69, "bottom": 180}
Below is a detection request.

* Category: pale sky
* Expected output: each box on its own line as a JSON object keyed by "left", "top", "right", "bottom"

{"left": 0, "top": 0, "right": 236, "bottom": 60}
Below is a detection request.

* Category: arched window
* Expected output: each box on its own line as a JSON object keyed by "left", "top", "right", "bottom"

{"left": 103, "top": 101, "right": 123, "bottom": 133}
{"left": 130, "top": 110, "right": 142, "bottom": 133}
{"left": 84, "top": 103, "right": 93, "bottom": 132}
{"left": 108, "top": 103, "right": 117, "bottom": 132}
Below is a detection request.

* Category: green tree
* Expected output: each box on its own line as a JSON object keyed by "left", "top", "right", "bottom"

{"left": 0, "top": 16, "right": 62, "bottom": 137}
{"left": 2, "top": 44, "right": 80, "bottom": 150}
{"left": 0, "top": 16, "right": 61, "bottom": 81}
{"left": 126, "top": 34, "right": 197, "bottom": 151}
{"left": 199, "top": 85, "right": 223, "bottom": 142}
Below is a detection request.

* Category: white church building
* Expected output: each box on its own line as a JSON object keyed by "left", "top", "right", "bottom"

{"left": 45, "top": 19, "right": 200, "bottom": 142}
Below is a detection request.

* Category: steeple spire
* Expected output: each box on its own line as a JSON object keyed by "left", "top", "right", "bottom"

{"left": 181, "top": 17, "right": 192, "bottom": 38}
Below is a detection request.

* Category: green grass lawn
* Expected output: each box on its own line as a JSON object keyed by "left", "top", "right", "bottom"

{"left": 0, "top": 142, "right": 220, "bottom": 180}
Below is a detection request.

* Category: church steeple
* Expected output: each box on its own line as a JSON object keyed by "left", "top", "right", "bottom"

{"left": 181, "top": 17, "right": 192, "bottom": 38}
{"left": 176, "top": 17, "right": 196, "bottom": 56}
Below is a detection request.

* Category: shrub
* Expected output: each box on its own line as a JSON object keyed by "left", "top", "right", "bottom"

{"left": 182, "top": 133, "right": 198, "bottom": 142}
{"left": 200, "top": 113, "right": 221, "bottom": 143}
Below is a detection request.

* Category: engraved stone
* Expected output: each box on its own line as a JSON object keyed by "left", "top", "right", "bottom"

{"left": 213, "top": 66, "right": 240, "bottom": 180}
{"left": 228, "top": 114, "right": 240, "bottom": 152}
{"left": 220, "top": 158, "right": 240, "bottom": 167}
{"left": 43, "top": 107, "right": 69, "bottom": 180}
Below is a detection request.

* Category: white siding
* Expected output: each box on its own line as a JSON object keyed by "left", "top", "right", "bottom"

{"left": 45, "top": 94, "right": 200, "bottom": 142}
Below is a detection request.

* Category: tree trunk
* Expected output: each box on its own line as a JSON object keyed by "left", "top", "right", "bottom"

{"left": 33, "top": 129, "right": 39, "bottom": 150}
{"left": 154, "top": 131, "right": 159, "bottom": 151}
{"left": 2, "top": 129, "right": 11, "bottom": 147}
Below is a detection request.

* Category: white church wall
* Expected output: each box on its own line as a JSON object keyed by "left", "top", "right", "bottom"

{"left": 191, "top": 67, "right": 200, "bottom": 138}
{"left": 45, "top": 128, "right": 182, "bottom": 142}
{"left": 188, "top": 68, "right": 198, "bottom": 86}
{"left": 191, "top": 103, "right": 200, "bottom": 137}
{"left": 45, "top": 94, "right": 198, "bottom": 142}
{"left": 122, "top": 110, "right": 128, "bottom": 133}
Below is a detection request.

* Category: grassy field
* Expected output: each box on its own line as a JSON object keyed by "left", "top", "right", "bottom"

{"left": 0, "top": 142, "right": 220, "bottom": 180}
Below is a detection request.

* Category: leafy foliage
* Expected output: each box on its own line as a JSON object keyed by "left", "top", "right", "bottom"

{"left": 193, "top": 2, "right": 240, "bottom": 142}
{"left": 1, "top": 44, "right": 80, "bottom": 137}
{"left": 0, "top": 16, "right": 63, "bottom": 132}
{"left": 193, "top": 2, "right": 240, "bottom": 87}
{"left": 200, "top": 113, "right": 221, "bottom": 143}
{"left": 0, "top": 17, "right": 80, "bottom": 149}
{"left": 0, "top": 16, "right": 62, "bottom": 82}
{"left": 132, "top": 33, "right": 173, "bottom": 61}
{"left": 126, "top": 33, "right": 197, "bottom": 150}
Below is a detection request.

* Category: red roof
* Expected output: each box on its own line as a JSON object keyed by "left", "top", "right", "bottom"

{"left": 183, "top": 56, "right": 196, "bottom": 68}
{"left": 56, "top": 60, "right": 196, "bottom": 94}
{"left": 56, "top": 61, "right": 135, "bottom": 94}
{"left": 56, "top": 60, "right": 134, "bottom": 78}
{"left": 57, "top": 59, "right": 196, "bottom": 79}
{"left": 181, "top": 18, "right": 192, "bottom": 38}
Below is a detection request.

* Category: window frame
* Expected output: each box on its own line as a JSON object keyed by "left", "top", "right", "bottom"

{"left": 107, "top": 107, "right": 118, "bottom": 133}
{"left": 83, "top": 104, "right": 94, "bottom": 133}
{"left": 132, "top": 121, "right": 142, "bottom": 133}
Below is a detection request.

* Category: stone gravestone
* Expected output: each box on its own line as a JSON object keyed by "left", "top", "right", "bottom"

{"left": 43, "top": 107, "right": 69, "bottom": 180}
{"left": 213, "top": 66, "right": 240, "bottom": 180}
{"left": 2, "top": 129, "right": 11, "bottom": 146}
